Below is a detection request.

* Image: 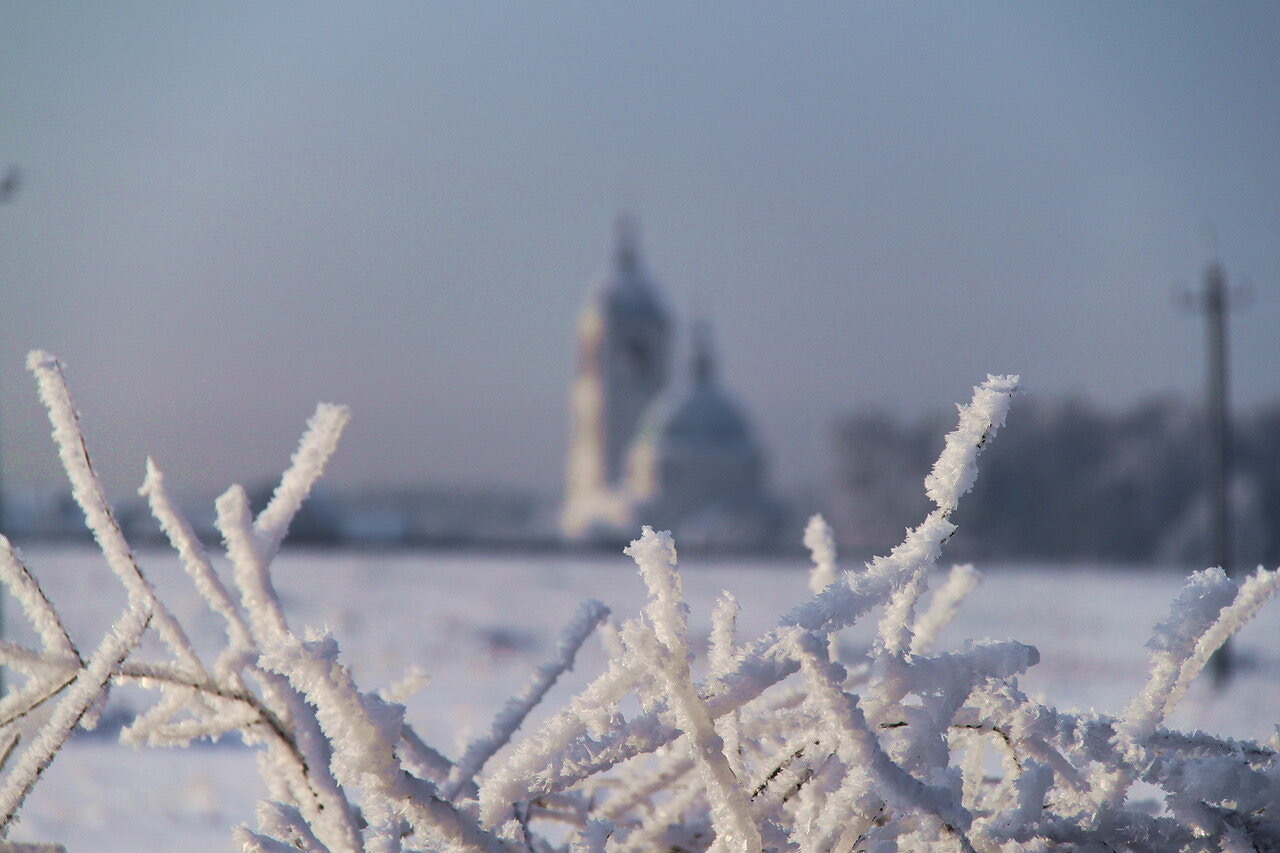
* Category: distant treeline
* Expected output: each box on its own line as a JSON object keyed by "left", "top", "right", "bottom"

{"left": 827, "top": 396, "right": 1280, "bottom": 566}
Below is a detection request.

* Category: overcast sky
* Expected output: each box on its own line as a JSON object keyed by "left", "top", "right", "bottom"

{"left": 1, "top": 3, "right": 1278, "bottom": 501}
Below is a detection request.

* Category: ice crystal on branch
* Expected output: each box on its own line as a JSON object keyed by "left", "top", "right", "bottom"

{"left": 0, "top": 361, "right": 1278, "bottom": 853}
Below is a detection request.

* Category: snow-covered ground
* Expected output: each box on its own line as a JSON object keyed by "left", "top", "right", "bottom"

{"left": 8, "top": 545, "right": 1280, "bottom": 851}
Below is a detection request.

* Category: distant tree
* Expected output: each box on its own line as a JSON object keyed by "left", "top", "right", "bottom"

{"left": 829, "top": 394, "right": 1275, "bottom": 565}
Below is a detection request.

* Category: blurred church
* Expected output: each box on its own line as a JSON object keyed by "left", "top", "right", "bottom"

{"left": 560, "top": 219, "right": 782, "bottom": 549}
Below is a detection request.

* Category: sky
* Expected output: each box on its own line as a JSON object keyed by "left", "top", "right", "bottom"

{"left": 1, "top": 3, "right": 1279, "bottom": 502}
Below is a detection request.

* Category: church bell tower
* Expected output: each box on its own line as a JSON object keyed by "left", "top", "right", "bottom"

{"left": 561, "top": 217, "right": 671, "bottom": 539}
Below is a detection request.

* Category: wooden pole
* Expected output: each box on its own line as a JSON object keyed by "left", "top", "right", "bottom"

{"left": 1202, "top": 260, "right": 1234, "bottom": 684}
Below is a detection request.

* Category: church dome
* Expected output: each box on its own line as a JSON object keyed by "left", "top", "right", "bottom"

{"left": 627, "top": 323, "right": 756, "bottom": 458}
{"left": 661, "top": 324, "right": 754, "bottom": 448}
{"left": 660, "top": 374, "right": 753, "bottom": 449}
{"left": 592, "top": 216, "right": 668, "bottom": 330}
{"left": 626, "top": 322, "right": 764, "bottom": 503}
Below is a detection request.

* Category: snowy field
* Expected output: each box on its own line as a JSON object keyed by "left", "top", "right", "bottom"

{"left": 8, "top": 545, "right": 1280, "bottom": 851}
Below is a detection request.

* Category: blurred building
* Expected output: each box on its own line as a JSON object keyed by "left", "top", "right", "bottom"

{"left": 560, "top": 219, "right": 780, "bottom": 549}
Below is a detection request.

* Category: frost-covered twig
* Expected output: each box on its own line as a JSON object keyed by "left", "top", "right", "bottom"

{"left": 254, "top": 403, "right": 349, "bottom": 560}
{"left": 218, "top": 485, "right": 292, "bottom": 647}
{"left": 444, "top": 599, "right": 609, "bottom": 799}
{"left": 924, "top": 374, "right": 1019, "bottom": 514}
{"left": 0, "top": 602, "right": 151, "bottom": 833}
{"left": 0, "top": 540, "right": 76, "bottom": 663}
{"left": 709, "top": 591, "right": 744, "bottom": 782}
{"left": 140, "top": 458, "right": 255, "bottom": 660}
{"left": 27, "top": 352, "right": 204, "bottom": 677}
{"left": 910, "top": 563, "right": 979, "bottom": 656}
{"left": 790, "top": 631, "right": 974, "bottom": 852}
{"left": 1172, "top": 566, "right": 1280, "bottom": 705}
{"left": 625, "top": 528, "right": 762, "bottom": 852}
{"left": 261, "top": 633, "right": 506, "bottom": 853}
{"left": 804, "top": 515, "right": 838, "bottom": 595}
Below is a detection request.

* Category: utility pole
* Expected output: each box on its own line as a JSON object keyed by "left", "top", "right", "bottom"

{"left": 1181, "top": 254, "right": 1241, "bottom": 684}
{"left": 1204, "top": 259, "right": 1232, "bottom": 684}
